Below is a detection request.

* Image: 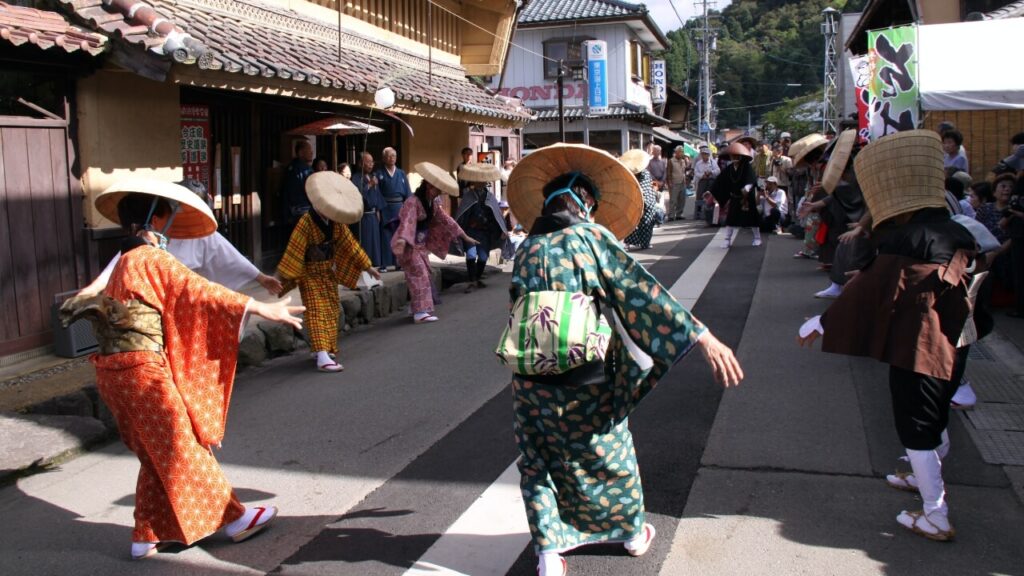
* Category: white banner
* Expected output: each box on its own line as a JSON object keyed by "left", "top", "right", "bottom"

{"left": 651, "top": 60, "right": 666, "bottom": 103}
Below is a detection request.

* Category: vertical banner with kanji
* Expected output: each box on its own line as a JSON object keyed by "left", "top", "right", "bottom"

{"left": 848, "top": 55, "right": 871, "bottom": 144}
{"left": 866, "top": 26, "right": 919, "bottom": 140}
{"left": 180, "top": 105, "right": 211, "bottom": 192}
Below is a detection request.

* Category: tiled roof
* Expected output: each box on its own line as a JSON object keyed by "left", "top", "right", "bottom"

{"left": 987, "top": 0, "right": 1024, "bottom": 19}
{"left": 520, "top": 0, "right": 646, "bottom": 24}
{"left": 0, "top": 2, "right": 105, "bottom": 55}
{"left": 57, "top": 0, "right": 530, "bottom": 124}
{"left": 532, "top": 105, "right": 668, "bottom": 125}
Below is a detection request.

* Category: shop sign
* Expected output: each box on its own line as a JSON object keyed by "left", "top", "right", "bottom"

{"left": 180, "top": 105, "right": 211, "bottom": 192}
{"left": 651, "top": 60, "right": 666, "bottom": 103}
{"left": 585, "top": 40, "right": 608, "bottom": 115}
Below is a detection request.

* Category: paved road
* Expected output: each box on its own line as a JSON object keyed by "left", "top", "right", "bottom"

{"left": 1, "top": 220, "right": 1022, "bottom": 576}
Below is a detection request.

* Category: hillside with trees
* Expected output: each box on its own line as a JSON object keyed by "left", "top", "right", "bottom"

{"left": 659, "top": 0, "right": 868, "bottom": 132}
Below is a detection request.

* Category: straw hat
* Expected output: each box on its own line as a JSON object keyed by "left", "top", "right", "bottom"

{"left": 459, "top": 163, "right": 501, "bottom": 183}
{"left": 821, "top": 129, "right": 857, "bottom": 194}
{"left": 95, "top": 179, "right": 217, "bottom": 239}
{"left": 722, "top": 141, "right": 753, "bottom": 160}
{"left": 506, "top": 143, "right": 642, "bottom": 239}
{"left": 415, "top": 161, "right": 459, "bottom": 196}
{"left": 854, "top": 129, "right": 947, "bottom": 229}
{"left": 789, "top": 133, "right": 829, "bottom": 166}
{"left": 306, "top": 171, "right": 363, "bottom": 225}
{"left": 734, "top": 135, "right": 759, "bottom": 150}
{"left": 619, "top": 149, "right": 651, "bottom": 174}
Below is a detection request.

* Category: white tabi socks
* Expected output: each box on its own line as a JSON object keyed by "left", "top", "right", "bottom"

{"left": 752, "top": 228, "right": 762, "bottom": 247}
{"left": 897, "top": 447, "right": 954, "bottom": 540}
{"left": 722, "top": 226, "right": 735, "bottom": 248}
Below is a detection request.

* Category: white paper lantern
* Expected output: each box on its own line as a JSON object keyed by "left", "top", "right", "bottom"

{"left": 374, "top": 86, "right": 396, "bottom": 109}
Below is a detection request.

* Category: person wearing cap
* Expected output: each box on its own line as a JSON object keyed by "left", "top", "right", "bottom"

{"left": 505, "top": 143, "right": 744, "bottom": 576}
{"left": 693, "top": 145, "right": 720, "bottom": 221}
{"left": 799, "top": 130, "right": 978, "bottom": 542}
{"left": 80, "top": 180, "right": 284, "bottom": 298}
{"left": 275, "top": 172, "right": 381, "bottom": 372}
{"left": 376, "top": 147, "right": 412, "bottom": 271}
{"left": 392, "top": 162, "right": 478, "bottom": 323}
{"left": 59, "top": 180, "right": 305, "bottom": 560}
{"left": 758, "top": 176, "right": 787, "bottom": 234}
{"left": 710, "top": 141, "right": 761, "bottom": 247}
{"left": 454, "top": 163, "right": 507, "bottom": 291}
{"left": 779, "top": 131, "right": 793, "bottom": 155}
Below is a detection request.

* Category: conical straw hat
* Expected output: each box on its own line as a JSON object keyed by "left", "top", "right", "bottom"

{"left": 789, "top": 133, "right": 829, "bottom": 166}
{"left": 306, "top": 171, "right": 363, "bottom": 225}
{"left": 459, "top": 163, "right": 501, "bottom": 183}
{"left": 95, "top": 179, "right": 217, "bottom": 239}
{"left": 506, "top": 143, "right": 642, "bottom": 240}
{"left": 619, "top": 149, "right": 651, "bottom": 174}
{"left": 854, "top": 129, "right": 947, "bottom": 229}
{"left": 415, "top": 162, "right": 459, "bottom": 196}
{"left": 822, "top": 129, "right": 857, "bottom": 194}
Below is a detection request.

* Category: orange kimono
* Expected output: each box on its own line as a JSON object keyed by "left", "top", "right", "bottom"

{"left": 91, "top": 244, "right": 251, "bottom": 544}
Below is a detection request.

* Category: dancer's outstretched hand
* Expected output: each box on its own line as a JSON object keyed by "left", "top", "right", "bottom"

{"left": 697, "top": 332, "right": 744, "bottom": 388}
{"left": 253, "top": 297, "right": 305, "bottom": 330}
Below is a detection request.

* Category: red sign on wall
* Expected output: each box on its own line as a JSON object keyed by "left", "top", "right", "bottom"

{"left": 180, "top": 105, "right": 211, "bottom": 192}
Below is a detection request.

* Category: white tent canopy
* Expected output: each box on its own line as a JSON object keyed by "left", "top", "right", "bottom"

{"left": 918, "top": 18, "right": 1024, "bottom": 110}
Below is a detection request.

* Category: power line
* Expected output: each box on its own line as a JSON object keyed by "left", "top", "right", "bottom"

{"left": 424, "top": 0, "right": 558, "bottom": 63}
{"left": 667, "top": 0, "right": 689, "bottom": 29}
{"left": 765, "top": 53, "right": 819, "bottom": 68}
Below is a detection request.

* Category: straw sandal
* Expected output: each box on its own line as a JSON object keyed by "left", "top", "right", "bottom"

{"left": 537, "top": 554, "right": 567, "bottom": 576}
{"left": 885, "top": 472, "right": 919, "bottom": 493}
{"left": 624, "top": 523, "right": 656, "bottom": 557}
{"left": 897, "top": 510, "right": 955, "bottom": 542}
{"left": 317, "top": 361, "right": 343, "bottom": 372}
{"left": 130, "top": 542, "right": 172, "bottom": 560}
{"left": 229, "top": 506, "right": 278, "bottom": 543}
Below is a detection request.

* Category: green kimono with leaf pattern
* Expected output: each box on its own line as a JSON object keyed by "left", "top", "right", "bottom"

{"left": 509, "top": 219, "right": 707, "bottom": 554}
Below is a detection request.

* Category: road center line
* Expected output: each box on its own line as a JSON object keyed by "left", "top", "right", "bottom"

{"left": 403, "top": 225, "right": 731, "bottom": 576}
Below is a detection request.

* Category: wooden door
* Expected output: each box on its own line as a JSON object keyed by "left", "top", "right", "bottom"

{"left": 0, "top": 121, "right": 80, "bottom": 355}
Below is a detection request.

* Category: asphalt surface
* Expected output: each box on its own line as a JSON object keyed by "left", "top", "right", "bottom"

{"left": 1, "top": 219, "right": 1022, "bottom": 576}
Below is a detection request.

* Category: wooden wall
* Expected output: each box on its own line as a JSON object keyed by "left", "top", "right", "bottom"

{"left": 923, "top": 109, "right": 1024, "bottom": 182}
{"left": 0, "top": 121, "right": 83, "bottom": 355}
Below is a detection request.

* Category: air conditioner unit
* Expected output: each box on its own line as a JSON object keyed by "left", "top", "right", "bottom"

{"left": 51, "top": 290, "right": 98, "bottom": 358}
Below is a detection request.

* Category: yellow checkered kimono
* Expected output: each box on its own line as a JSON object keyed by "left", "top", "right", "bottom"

{"left": 277, "top": 212, "right": 371, "bottom": 354}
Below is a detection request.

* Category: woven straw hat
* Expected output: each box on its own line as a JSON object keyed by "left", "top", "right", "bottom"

{"left": 506, "top": 143, "right": 642, "bottom": 240}
{"left": 95, "top": 179, "right": 217, "bottom": 239}
{"left": 415, "top": 161, "right": 459, "bottom": 196}
{"left": 722, "top": 141, "right": 753, "bottom": 160}
{"left": 854, "top": 129, "right": 947, "bottom": 229}
{"left": 789, "top": 133, "right": 829, "bottom": 166}
{"left": 822, "top": 129, "right": 857, "bottom": 194}
{"left": 619, "top": 149, "right": 651, "bottom": 174}
{"left": 306, "top": 171, "right": 363, "bottom": 225}
{"left": 459, "top": 163, "right": 501, "bottom": 183}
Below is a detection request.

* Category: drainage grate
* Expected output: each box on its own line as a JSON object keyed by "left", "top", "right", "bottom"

{"left": 964, "top": 404, "right": 1024, "bottom": 432}
{"left": 967, "top": 342, "right": 996, "bottom": 361}
{"left": 961, "top": 427, "right": 1024, "bottom": 466}
{"left": 965, "top": 364, "right": 1024, "bottom": 404}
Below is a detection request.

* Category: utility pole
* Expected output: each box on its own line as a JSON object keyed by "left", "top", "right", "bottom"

{"left": 821, "top": 7, "right": 840, "bottom": 135}
{"left": 557, "top": 59, "right": 566, "bottom": 142}
{"left": 694, "top": 0, "right": 717, "bottom": 145}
